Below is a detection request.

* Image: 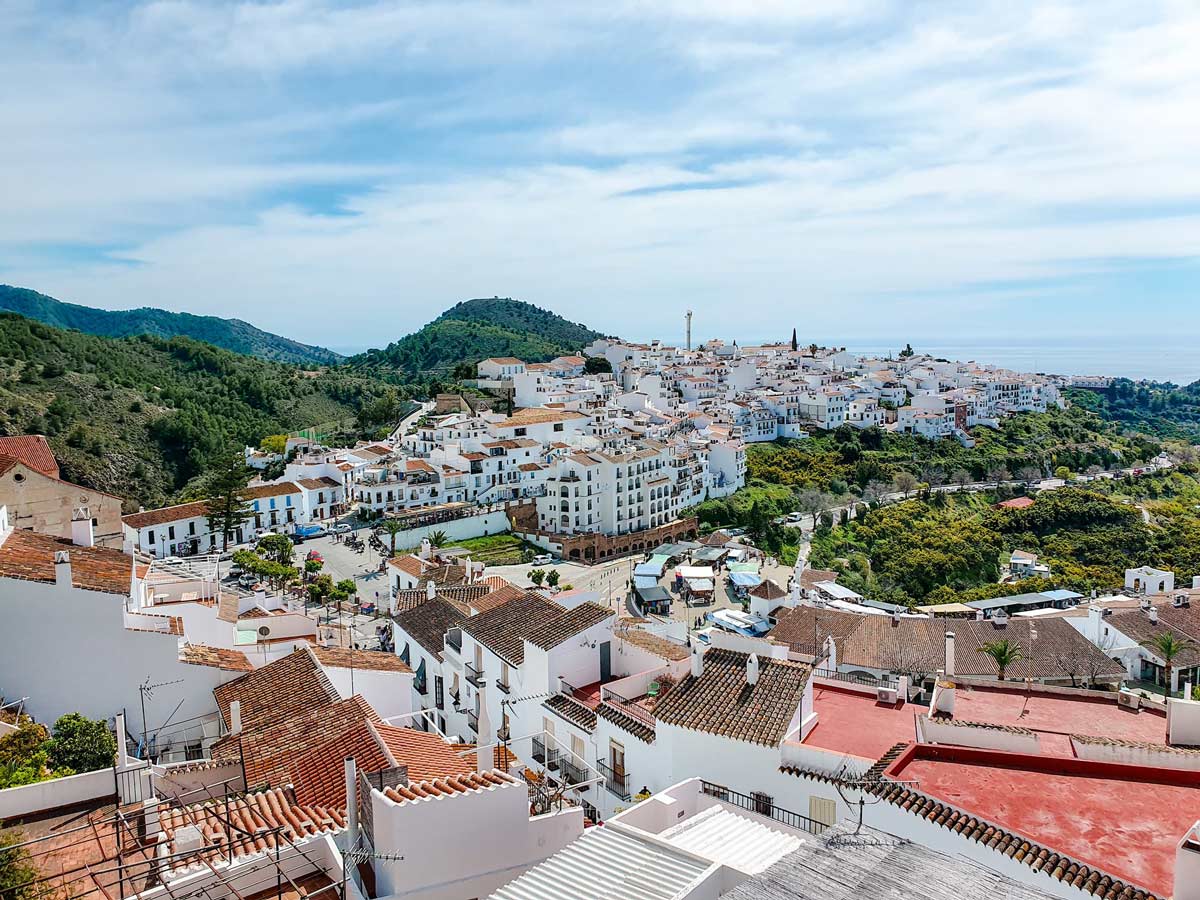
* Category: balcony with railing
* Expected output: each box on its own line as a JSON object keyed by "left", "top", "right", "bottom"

{"left": 445, "top": 632, "right": 462, "bottom": 655}
{"left": 496, "top": 678, "right": 511, "bottom": 694}
{"left": 467, "top": 710, "right": 479, "bottom": 733}
{"left": 465, "top": 663, "right": 484, "bottom": 688}
{"left": 559, "top": 757, "right": 587, "bottom": 787}
{"left": 596, "top": 759, "right": 630, "bottom": 801}
{"left": 700, "top": 780, "right": 828, "bottom": 835}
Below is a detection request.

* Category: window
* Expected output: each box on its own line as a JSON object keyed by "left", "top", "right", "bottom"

{"left": 553, "top": 423, "right": 564, "bottom": 432}
{"left": 147, "top": 531, "right": 155, "bottom": 545}
{"left": 188, "top": 521, "right": 196, "bottom": 535}
{"left": 515, "top": 427, "right": 527, "bottom": 437}
{"left": 167, "top": 526, "right": 175, "bottom": 540}
{"left": 434, "top": 675, "right": 444, "bottom": 710}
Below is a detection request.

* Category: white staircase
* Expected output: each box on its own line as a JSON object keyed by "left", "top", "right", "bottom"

{"left": 659, "top": 804, "right": 803, "bottom": 875}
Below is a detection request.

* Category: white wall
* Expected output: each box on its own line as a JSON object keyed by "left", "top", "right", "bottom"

{"left": 1169, "top": 695, "right": 1200, "bottom": 747}
{"left": 372, "top": 780, "right": 583, "bottom": 900}
{"left": 0, "top": 767, "right": 114, "bottom": 819}
{"left": 392, "top": 510, "right": 511, "bottom": 554}
{"left": 917, "top": 716, "right": 1041, "bottom": 755}
{"left": 321, "top": 666, "right": 414, "bottom": 721}
{"left": 0, "top": 574, "right": 229, "bottom": 735}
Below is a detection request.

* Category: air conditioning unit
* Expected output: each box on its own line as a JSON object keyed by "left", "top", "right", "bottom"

{"left": 257, "top": 625, "right": 271, "bottom": 637}
{"left": 876, "top": 686, "right": 898, "bottom": 704}
{"left": 1117, "top": 691, "right": 1140, "bottom": 710}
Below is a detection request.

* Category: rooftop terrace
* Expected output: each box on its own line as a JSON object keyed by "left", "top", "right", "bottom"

{"left": 885, "top": 743, "right": 1199, "bottom": 897}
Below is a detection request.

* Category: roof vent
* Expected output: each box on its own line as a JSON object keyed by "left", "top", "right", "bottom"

{"left": 992, "top": 608, "right": 1009, "bottom": 627}
{"left": 746, "top": 653, "right": 760, "bottom": 686}
{"left": 1149, "top": 607, "right": 1159, "bottom": 624}
{"left": 1175, "top": 594, "right": 1191, "bottom": 609}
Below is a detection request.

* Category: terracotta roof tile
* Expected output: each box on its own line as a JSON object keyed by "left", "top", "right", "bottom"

{"left": 460, "top": 593, "right": 567, "bottom": 665}
{"left": 542, "top": 694, "right": 597, "bottom": 732}
{"left": 469, "top": 581, "right": 527, "bottom": 614}
{"left": 311, "top": 645, "right": 412, "bottom": 674}
{"left": 528, "top": 601, "right": 614, "bottom": 650}
{"left": 371, "top": 723, "right": 477, "bottom": 781}
{"left": 0, "top": 434, "right": 59, "bottom": 477}
{"left": 394, "top": 596, "right": 470, "bottom": 660}
{"left": 0, "top": 529, "right": 132, "bottom": 595}
{"left": 213, "top": 647, "right": 339, "bottom": 734}
{"left": 179, "top": 643, "right": 254, "bottom": 672}
{"left": 654, "top": 648, "right": 810, "bottom": 746}
{"left": 122, "top": 500, "right": 211, "bottom": 529}
{"left": 595, "top": 701, "right": 656, "bottom": 743}
{"left": 382, "top": 770, "right": 516, "bottom": 806}
{"left": 614, "top": 627, "right": 689, "bottom": 661}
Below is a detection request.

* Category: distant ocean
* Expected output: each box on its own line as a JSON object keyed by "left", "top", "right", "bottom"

{"left": 835, "top": 337, "right": 1200, "bottom": 385}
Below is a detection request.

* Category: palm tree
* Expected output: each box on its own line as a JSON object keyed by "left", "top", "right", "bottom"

{"left": 1143, "top": 631, "right": 1194, "bottom": 697}
{"left": 978, "top": 639, "right": 1024, "bottom": 681}
{"left": 428, "top": 529, "right": 448, "bottom": 549}
{"left": 379, "top": 518, "right": 404, "bottom": 556}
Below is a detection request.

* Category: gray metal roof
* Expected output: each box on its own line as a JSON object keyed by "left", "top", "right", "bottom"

{"left": 488, "top": 824, "right": 711, "bottom": 899}
{"left": 965, "top": 592, "right": 1053, "bottom": 611}
{"left": 721, "top": 823, "right": 1060, "bottom": 900}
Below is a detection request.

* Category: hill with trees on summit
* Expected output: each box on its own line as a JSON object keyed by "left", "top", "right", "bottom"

{"left": 351, "top": 297, "right": 605, "bottom": 377}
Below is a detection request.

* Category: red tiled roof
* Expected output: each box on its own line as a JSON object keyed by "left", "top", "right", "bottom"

{"left": 213, "top": 647, "right": 339, "bottom": 734}
{"left": 311, "top": 645, "right": 412, "bottom": 674}
{"left": 382, "top": 770, "right": 516, "bottom": 806}
{"left": 0, "top": 435, "right": 59, "bottom": 478}
{"left": 297, "top": 476, "right": 341, "bottom": 490}
{"left": 387, "top": 554, "right": 427, "bottom": 577}
{"left": 243, "top": 482, "right": 302, "bottom": 499}
{"left": 0, "top": 529, "right": 132, "bottom": 595}
{"left": 998, "top": 496, "right": 1036, "bottom": 509}
{"left": 122, "top": 500, "right": 211, "bottom": 529}
{"left": 179, "top": 643, "right": 254, "bottom": 672}
{"left": 654, "top": 648, "right": 810, "bottom": 746}
{"left": 371, "top": 723, "right": 477, "bottom": 782}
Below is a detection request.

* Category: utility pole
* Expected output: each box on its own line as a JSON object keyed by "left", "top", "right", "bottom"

{"left": 685, "top": 310, "right": 693, "bottom": 352}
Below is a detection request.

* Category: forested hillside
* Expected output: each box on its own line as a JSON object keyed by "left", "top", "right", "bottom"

{"left": 352, "top": 297, "right": 604, "bottom": 375}
{"left": 1069, "top": 379, "right": 1200, "bottom": 441}
{"left": 0, "top": 285, "right": 343, "bottom": 366}
{"left": 0, "top": 314, "right": 400, "bottom": 507}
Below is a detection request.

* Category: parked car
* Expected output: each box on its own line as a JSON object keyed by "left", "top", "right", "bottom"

{"left": 238, "top": 573, "right": 259, "bottom": 588}
{"left": 531, "top": 554, "right": 556, "bottom": 566}
{"left": 330, "top": 523, "right": 352, "bottom": 534}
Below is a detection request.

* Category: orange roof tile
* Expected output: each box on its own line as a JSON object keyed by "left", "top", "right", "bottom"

{"left": 179, "top": 643, "right": 254, "bottom": 672}
{"left": 0, "top": 529, "right": 132, "bottom": 595}
{"left": 0, "top": 434, "right": 59, "bottom": 478}
{"left": 311, "top": 645, "right": 412, "bottom": 674}
{"left": 371, "top": 723, "right": 478, "bottom": 782}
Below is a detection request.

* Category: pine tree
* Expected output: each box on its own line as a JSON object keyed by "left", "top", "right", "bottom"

{"left": 204, "top": 448, "right": 254, "bottom": 550}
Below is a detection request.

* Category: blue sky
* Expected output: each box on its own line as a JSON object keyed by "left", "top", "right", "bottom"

{"left": 3, "top": 0, "right": 1200, "bottom": 353}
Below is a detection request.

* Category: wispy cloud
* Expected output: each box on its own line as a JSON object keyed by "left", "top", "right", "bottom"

{"left": 3, "top": 0, "right": 1200, "bottom": 348}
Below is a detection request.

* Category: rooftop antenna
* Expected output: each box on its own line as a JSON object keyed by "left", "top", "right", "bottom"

{"left": 137, "top": 676, "right": 183, "bottom": 757}
{"left": 686, "top": 310, "right": 693, "bottom": 352}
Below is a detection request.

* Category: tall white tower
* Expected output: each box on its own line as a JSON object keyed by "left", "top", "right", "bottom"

{"left": 686, "top": 309, "right": 693, "bottom": 351}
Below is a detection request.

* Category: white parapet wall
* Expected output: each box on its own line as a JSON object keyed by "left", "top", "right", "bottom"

{"left": 916, "top": 715, "right": 1041, "bottom": 755}
{"left": 1072, "top": 735, "right": 1200, "bottom": 772}
{"left": 0, "top": 767, "right": 115, "bottom": 820}
{"left": 394, "top": 509, "right": 511, "bottom": 553}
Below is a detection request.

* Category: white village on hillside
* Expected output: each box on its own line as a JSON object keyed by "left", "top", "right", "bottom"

{"left": 1, "top": 330, "right": 1196, "bottom": 900}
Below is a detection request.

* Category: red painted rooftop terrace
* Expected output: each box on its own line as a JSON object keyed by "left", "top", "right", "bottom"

{"left": 801, "top": 681, "right": 1169, "bottom": 761}
{"left": 883, "top": 742, "right": 1199, "bottom": 897}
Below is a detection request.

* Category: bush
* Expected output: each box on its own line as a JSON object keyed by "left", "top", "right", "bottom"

{"left": 45, "top": 713, "right": 115, "bottom": 773}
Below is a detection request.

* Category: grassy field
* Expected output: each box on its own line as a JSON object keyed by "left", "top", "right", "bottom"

{"left": 439, "top": 533, "right": 534, "bottom": 565}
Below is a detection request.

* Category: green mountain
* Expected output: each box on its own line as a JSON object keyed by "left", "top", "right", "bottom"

{"left": 352, "top": 297, "right": 605, "bottom": 374}
{"left": 0, "top": 313, "right": 399, "bottom": 507}
{"left": 0, "top": 285, "right": 343, "bottom": 366}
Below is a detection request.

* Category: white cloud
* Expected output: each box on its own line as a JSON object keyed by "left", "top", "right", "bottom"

{"left": 3, "top": 0, "right": 1200, "bottom": 347}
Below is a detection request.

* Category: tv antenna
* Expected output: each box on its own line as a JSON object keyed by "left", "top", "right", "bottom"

{"left": 834, "top": 773, "right": 920, "bottom": 835}
{"left": 138, "top": 676, "right": 183, "bottom": 756}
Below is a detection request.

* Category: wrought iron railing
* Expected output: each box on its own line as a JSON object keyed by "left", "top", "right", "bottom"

{"left": 445, "top": 633, "right": 462, "bottom": 654}
{"left": 602, "top": 688, "right": 656, "bottom": 730}
{"left": 466, "top": 663, "right": 484, "bottom": 687}
{"left": 496, "top": 679, "right": 512, "bottom": 694}
{"left": 700, "top": 780, "right": 828, "bottom": 835}
{"left": 467, "top": 710, "right": 479, "bottom": 733}
{"left": 597, "top": 759, "right": 630, "bottom": 800}
{"left": 560, "top": 758, "right": 587, "bottom": 787}
{"left": 813, "top": 668, "right": 897, "bottom": 689}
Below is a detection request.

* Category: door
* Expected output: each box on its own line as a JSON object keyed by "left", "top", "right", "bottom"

{"left": 610, "top": 740, "right": 625, "bottom": 779}
{"left": 600, "top": 641, "right": 612, "bottom": 683}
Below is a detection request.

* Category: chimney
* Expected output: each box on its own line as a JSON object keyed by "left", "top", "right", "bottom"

{"left": 426, "top": 580, "right": 437, "bottom": 602}
{"left": 691, "top": 644, "right": 705, "bottom": 679}
{"left": 71, "top": 507, "right": 94, "bottom": 548}
{"left": 1176, "top": 822, "right": 1200, "bottom": 900}
{"left": 1150, "top": 607, "right": 1160, "bottom": 624}
{"left": 944, "top": 631, "right": 955, "bottom": 677}
{"left": 229, "top": 700, "right": 242, "bottom": 736}
{"left": 891, "top": 610, "right": 900, "bottom": 628}
{"left": 344, "top": 757, "right": 358, "bottom": 845}
{"left": 54, "top": 550, "right": 71, "bottom": 587}
{"left": 115, "top": 712, "right": 129, "bottom": 767}
{"left": 993, "top": 608, "right": 1009, "bottom": 628}
{"left": 746, "top": 653, "right": 760, "bottom": 686}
